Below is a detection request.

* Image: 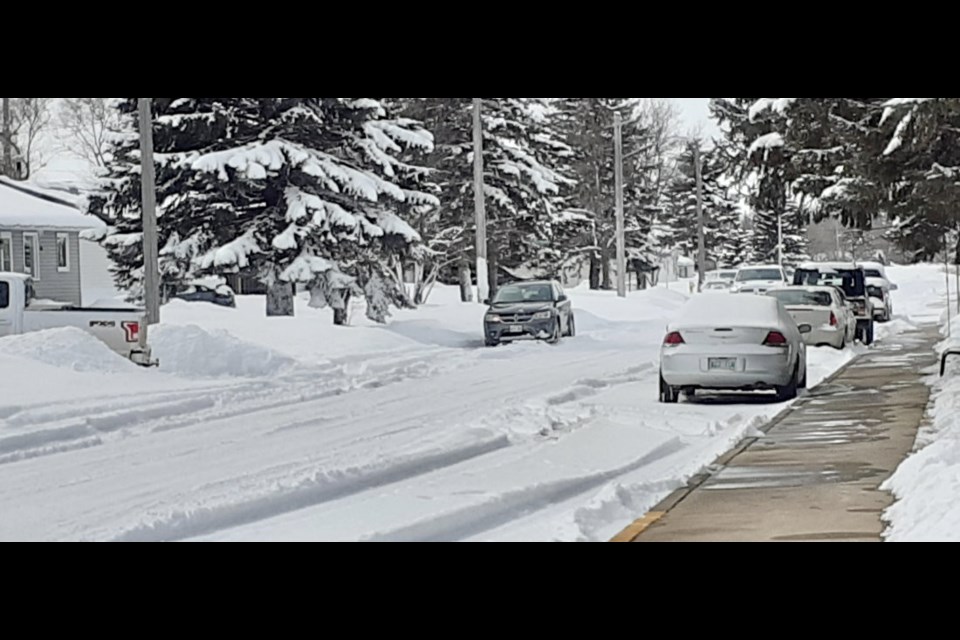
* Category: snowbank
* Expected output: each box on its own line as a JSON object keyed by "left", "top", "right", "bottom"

{"left": 150, "top": 325, "right": 298, "bottom": 379}
{"left": 0, "top": 327, "right": 136, "bottom": 373}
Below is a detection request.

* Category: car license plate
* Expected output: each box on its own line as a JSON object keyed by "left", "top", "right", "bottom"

{"left": 509, "top": 325, "right": 524, "bottom": 334}
{"left": 709, "top": 358, "right": 737, "bottom": 371}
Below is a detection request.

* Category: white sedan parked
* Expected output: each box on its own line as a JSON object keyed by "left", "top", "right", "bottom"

{"left": 659, "top": 294, "right": 810, "bottom": 403}
{"left": 766, "top": 286, "right": 856, "bottom": 350}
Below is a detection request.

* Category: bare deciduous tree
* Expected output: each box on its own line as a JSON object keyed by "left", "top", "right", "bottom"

{"left": 4, "top": 98, "right": 54, "bottom": 179}
{"left": 58, "top": 98, "right": 124, "bottom": 168}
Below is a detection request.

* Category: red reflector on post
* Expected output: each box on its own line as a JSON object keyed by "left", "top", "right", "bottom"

{"left": 664, "top": 332, "right": 685, "bottom": 345}
{"left": 764, "top": 331, "right": 788, "bottom": 346}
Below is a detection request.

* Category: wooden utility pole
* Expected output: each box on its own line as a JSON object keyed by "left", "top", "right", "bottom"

{"left": 138, "top": 98, "right": 161, "bottom": 326}
{"left": 1, "top": 98, "right": 11, "bottom": 178}
{"left": 473, "top": 98, "right": 489, "bottom": 303}
{"left": 694, "top": 142, "right": 706, "bottom": 293}
{"left": 614, "top": 111, "right": 626, "bottom": 298}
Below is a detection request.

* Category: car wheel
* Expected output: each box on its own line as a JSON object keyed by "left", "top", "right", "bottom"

{"left": 776, "top": 365, "right": 799, "bottom": 402}
{"left": 568, "top": 314, "right": 576, "bottom": 337}
{"left": 485, "top": 339, "right": 500, "bottom": 348}
{"left": 659, "top": 373, "right": 679, "bottom": 404}
{"left": 547, "top": 319, "right": 562, "bottom": 345}
{"left": 799, "top": 364, "right": 807, "bottom": 389}
{"left": 864, "top": 322, "right": 875, "bottom": 346}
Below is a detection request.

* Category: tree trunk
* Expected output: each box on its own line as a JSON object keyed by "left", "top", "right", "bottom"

{"left": 589, "top": 253, "right": 601, "bottom": 290}
{"left": 601, "top": 246, "right": 612, "bottom": 290}
{"left": 487, "top": 243, "right": 500, "bottom": 300}
{"left": 459, "top": 259, "right": 474, "bottom": 303}
{"left": 266, "top": 280, "right": 295, "bottom": 317}
{"left": 334, "top": 293, "right": 350, "bottom": 326}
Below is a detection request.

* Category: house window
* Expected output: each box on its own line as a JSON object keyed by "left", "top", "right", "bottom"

{"left": 57, "top": 233, "right": 70, "bottom": 273}
{"left": 0, "top": 232, "right": 12, "bottom": 272}
{"left": 22, "top": 232, "right": 40, "bottom": 280}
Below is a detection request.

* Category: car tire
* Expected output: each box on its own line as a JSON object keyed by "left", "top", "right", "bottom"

{"left": 659, "top": 373, "right": 679, "bottom": 404}
{"left": 799, "top": 364, "right": 807, "bottom": 389}
{"left": 776, "top": 365, "right": 799, "bottom": 402}
{"left": 485, "top": 339, "right": 500, "bottom": 348}
{"left": 547, "top": 319, "right": 562, "bottom": 345}
{"left": 568, "top": 314, "right": 576, "bottom": 338}
{"left": 864, "top": 322, "right": 875, "bottom": 346}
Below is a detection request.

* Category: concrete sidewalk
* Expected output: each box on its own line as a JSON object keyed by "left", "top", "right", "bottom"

{"left": 629, "top": 325, "right": 939, "bottom": 543}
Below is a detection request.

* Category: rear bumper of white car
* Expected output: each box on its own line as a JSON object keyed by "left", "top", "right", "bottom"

{"left": 661, "top": 349, "right": 794, "bottom": 390}
{"left": 805, "top": 326, "right": 845, "bottom": 348}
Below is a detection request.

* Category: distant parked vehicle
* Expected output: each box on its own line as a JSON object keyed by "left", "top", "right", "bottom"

{"left": 866, "top": 277, "right": 893, "bottom": 323}
{"left": 731, "top": 265, "right": 790, "bottom": 295}
{"left": 483, "top": 280, "right": 575, "bottom": 347}
{"left": 794, "top": 262, "right": 875, "bottom": 345}
{"left": 706, "top": 269, "right": 738, "bottom": 284}
{"left": 170, "top": 278, "right": 237, "bottom": 308}
{"left": 767, "top": 286, "right": 856, "bottom": 350}
{"left": 659, "top": 294, "right": 811, "bottom": 403}
{"left": 704, "top": 280, "right": 732, "bottom": 292}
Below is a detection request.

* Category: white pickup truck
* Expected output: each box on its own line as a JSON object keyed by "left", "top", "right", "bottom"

{"left": 0, "top": 272, "right": 157, "bottom": 367}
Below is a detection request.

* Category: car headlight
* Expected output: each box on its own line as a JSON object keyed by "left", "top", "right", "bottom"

{"left": 533, "top": 311, "right": 553, "bottom": 320}
{"left": 486, "top": 315, "right": 502, "bottom": 323}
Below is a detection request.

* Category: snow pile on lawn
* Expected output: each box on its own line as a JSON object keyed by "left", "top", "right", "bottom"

{"left": 0, "top": 327, "right": 136, "bottom": 373}
{"left": 150, "top": 324, "right": 298, "bottom": 379}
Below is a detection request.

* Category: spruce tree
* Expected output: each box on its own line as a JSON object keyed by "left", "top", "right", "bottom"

{"left": 89, "top": 98, "right": 436, "bottom": 323}
{"left": 552, "top": 98, "right": 658, "bottom": 289}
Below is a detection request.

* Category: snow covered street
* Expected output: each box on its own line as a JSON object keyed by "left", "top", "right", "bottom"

{"left": 0, "top": 266, "right": 943, "bottom": 542}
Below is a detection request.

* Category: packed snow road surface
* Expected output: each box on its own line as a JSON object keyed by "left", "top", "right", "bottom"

{"left": 0, "top": 268, "right": 934, "bottom": 542}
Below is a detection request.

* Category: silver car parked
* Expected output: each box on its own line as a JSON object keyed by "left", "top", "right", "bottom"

{"left": 659, "top": 295, "right": 811, "bottom": 403}
{"left": 766, "top": 286, "right": 856, "bottom": 350}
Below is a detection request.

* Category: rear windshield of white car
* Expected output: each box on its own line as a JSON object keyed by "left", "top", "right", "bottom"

{"left": 867, "top": 286, "right": 885, "bottom": 298}
{"left": 864, "top": 270, "right": 883, "bottom": 278}
{"left": 769, "top": 290, "right": 832, "bottom": 306}
{"left": 0, "top": 282, "right": 8, "bottom": 309}
{"left": 737, "top": 269, "right": 783, "bottom": 282}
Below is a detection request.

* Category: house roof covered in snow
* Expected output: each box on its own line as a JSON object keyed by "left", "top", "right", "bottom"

{"left": 0, "top": 178, "right": 105, "bottom": 232}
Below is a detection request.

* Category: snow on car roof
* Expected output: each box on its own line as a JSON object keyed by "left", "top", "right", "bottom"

{"left": 768, "top": 285, "right": 839, "bottom": 294}
{"left": 669, "top": 294, "right": 782, "bottom": 330}
{"left": 797, "top": 262, "right": 859, "bottom": 271}
{"left": 866, "top": 277, "right": 890, "bottom": 287}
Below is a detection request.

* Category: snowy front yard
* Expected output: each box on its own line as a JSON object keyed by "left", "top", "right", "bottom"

{"left": 0, "top": 267, "right": 941, "bottom": 542}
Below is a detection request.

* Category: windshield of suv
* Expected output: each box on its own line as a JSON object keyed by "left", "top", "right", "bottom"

{"left": 737, "top": 269, "right": 783, "bottom": 282}
{"left": 493, "top": 283, "right": 554, "bottom": 304}
{"left": 769, "top": 290, "right": 833, "bottom": 307}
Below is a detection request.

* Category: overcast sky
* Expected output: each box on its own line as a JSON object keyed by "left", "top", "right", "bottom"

{"left": 672, "top": 98, "right": 720, "bottom": 137}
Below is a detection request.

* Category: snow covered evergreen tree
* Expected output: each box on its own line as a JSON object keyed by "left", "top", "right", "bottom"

{"left": 395, "top": 98, "right": 573, "bottom": 299}
{"left": 711, "top": 98, "right": 808, "bottom": 266}
{"left": 552, "top": 98, "right": 659, "bottom": 289}
{"left": 88, "top": 98, "right": 436, "bottom": 323}
{"left": 658, "top": 138, "right": 741, "bottom": 265}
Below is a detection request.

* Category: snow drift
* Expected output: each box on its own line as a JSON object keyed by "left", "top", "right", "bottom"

{"left": 150, "top": 325, "right": 298, "bottom": 378}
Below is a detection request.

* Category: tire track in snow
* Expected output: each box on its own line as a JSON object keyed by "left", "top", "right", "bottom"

{"left": 361, "top": 437, "right": 687, "bottom": 543}
{"left": 107, "top": 433, "right": 513, "bottom": 543}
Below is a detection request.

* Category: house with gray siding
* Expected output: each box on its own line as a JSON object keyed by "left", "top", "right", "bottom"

{"left": 0, "top": 178, "right": 107, "bottom": 306}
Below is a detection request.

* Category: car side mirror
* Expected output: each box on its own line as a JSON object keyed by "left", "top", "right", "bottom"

{"left": 890, "top": 284, "right": 899, "bottom": 292}
{"left": 558, "top": 295, "right": 568, "bottom": 302}
{"left": 798, "top": 324, "right": 813, "bottom": 335}
{"left": 483, "top": 299, "right": 491, "bottom": 306}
